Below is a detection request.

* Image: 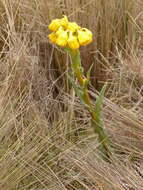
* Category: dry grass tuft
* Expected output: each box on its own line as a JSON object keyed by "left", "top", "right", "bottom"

{"left": 0, "top": 0, "right": 143, "bottom": 189}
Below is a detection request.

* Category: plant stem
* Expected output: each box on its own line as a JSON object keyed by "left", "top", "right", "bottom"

{"left": 68, "top": 49, "right": 112, "bottom": 160}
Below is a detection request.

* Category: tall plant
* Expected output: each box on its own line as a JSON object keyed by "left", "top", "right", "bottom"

{"left": 48, "top": 15, "right": 112, "bottom": 160}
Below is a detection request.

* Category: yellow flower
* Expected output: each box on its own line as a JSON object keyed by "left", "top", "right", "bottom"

{"left": 68, "top": 22, "right": 81, "bottom": 32}
{"left": 67, "top": 32, "right": 79, "bottom": 50}
{"left": 78, "top": 28, "right": 92, "bottom": 46}
{"left": 48, "top": 19, "right": 61, "bottom": 32}
{"left": 48, "top": 16, "right": 93, "bottom": 49}
{"left": 48, "top": 32, "right": 57, "bottom": 43}
{"left": 56, "top": 28, "right": 68, "bottom": 47}
{"left": 60, "top": 15, "right": 69, "bottom": 28}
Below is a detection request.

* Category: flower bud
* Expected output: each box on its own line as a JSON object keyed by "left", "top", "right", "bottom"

{"left": 56, "top": 28, "right": 68, "bottom": 47}
{"left": 78, "top": 28, "right": 92, "bottom": 46}
{"left": 68, "top": 22, "right": 81, "bottom": 32}
{"left": 60, "top": 15, "right": 69, "bottom": 28}
{"left": 67, "top": 32, "right": 79, "bottom": 50}
{"left": 48, "top": 19, "right": 61, "bottom": 32}
{"left": 48, "top": 32, "right": 57, "bottom": 43}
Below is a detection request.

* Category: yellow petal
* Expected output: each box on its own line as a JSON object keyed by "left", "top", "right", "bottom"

{"left": 56, "top": 29, "right": 68, "bottom": 47}
{"left": 78, "top": 28, "right": 93, "bottom": 46}
{"left": 68, "top": 22, "right": 81, "bottom": 32}
{"left": 48, "top": 32, "right": 57, "bottom": 43}
{"left": 67, "top": 33, "right": 79, "bottom": 50}
{"left": 55, "top": 26, "right": 64, "bottom": 36}
{"left": 48, "top": 19, "right": 61, "bottom": 31}
{"left": 60, "top": 15, "right": 69, "bottom": 29}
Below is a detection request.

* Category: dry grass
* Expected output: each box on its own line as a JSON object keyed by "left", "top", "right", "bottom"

{"left": 0, "top": 0, "right": 143, "bottom": 189}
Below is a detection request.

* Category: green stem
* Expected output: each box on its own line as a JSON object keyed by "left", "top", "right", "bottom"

{"left": 69, "top": 50, "right": 84, "bottom": 86}
{"left": 68, "top": 49, "right": 111, "bottom": 160}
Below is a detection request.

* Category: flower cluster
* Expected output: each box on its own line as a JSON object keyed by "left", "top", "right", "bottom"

{"left": 48, "top": 16, "right": 92, "bottom": 50}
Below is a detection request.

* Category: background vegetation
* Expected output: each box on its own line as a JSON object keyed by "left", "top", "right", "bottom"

{"left": 0, "top": 0, "right": 143, "bottom": 189}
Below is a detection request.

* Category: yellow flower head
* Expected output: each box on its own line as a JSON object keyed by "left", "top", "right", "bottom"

{"left": 48, "top": 16, "right": 93, "bottom": 49}
{"left": 48, "top": 32, "right": 57, "bottom": 44}
{"left": 48, "top": 19, "right": 61, "bottom": 32}
{"left": 56, "top": 27, "right": 68, "bottom": 47}
{"left": 68, "top": 22, "right": 81, "bottom": 32}
{"left": 78, "top": 28, "right": 93, "bottom": 46}
{"left": 67, "top": 32, "right": 80, "bottom": 50}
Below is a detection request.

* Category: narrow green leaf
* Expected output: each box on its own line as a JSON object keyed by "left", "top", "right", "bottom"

{"left": 94, "top": 83, "right": 107, "bottom": 128}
